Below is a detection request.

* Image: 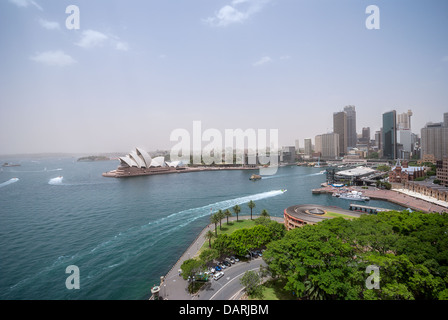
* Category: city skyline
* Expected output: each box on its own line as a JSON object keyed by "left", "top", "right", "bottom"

{"left": 1, "top": 0, "right": 447, "bottom": 155}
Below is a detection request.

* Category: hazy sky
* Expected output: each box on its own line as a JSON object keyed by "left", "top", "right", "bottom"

{"left": 1, "top": 0, "right": 447, "bottom": 154}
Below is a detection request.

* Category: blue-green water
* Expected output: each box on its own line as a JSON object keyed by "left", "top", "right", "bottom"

{"left": 0, "top": 157, "right": 406, "bottom": 300}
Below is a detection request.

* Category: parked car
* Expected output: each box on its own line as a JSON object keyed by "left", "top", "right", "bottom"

{"left": 220, "top": 262, "right": 227, "bottom": 269}
{"left": 215, "top": 265, "right": 222, "bottom": 271}
{"left": 223, "top": 260, "right": 231, "bottom": 267}
{"left": 209, "top": 267, "right": 215, "bottom": 274}
{"left": 213, "top": 271, "right": 224, "bottom": 281}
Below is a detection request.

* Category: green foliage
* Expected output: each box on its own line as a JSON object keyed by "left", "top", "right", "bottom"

{"left": 263, "top": 211, "right": 448, "bottom": 300}
{"left": 212, "top": 221, "right": 285, "bottom": 256}
{"left": 240, "top": 270, "right": 263, "bottom": 298}
{"left": 180, "top": 259, "right": 206, "bottom": 281}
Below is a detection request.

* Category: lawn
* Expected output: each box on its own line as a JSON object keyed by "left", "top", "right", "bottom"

{"left": 249, "top": 279, "right": 295, "bottom": 300}
{"left": 324, "top": 211, "right": 356, "bottom": 219}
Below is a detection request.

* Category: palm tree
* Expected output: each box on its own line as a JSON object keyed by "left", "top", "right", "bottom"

{"left": 248, "top": 200, "right": 256, "bottom": 220}
{"left": 224, "top": 209, "right": 232, "bottom": 225}
{"left": 216, "top": 210, "right": 225, "bottom": 230}
{"left": 260, "top": 209, "right": 270, "bottom": 218}
{"left": 205, "top": 230, "right": 215, "bottom": 248}
{"left": 210, "top": 213, "right": 220, "bottom": 237}
{"left": 232, "top": 205, "right": 241, "bottom": 222}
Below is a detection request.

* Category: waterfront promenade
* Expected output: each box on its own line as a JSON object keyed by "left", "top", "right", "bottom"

{"left": 152, "top": 215, "right": 284, "bottom": 300}
{"left": 313, "top": 186, "right": 448, "bottom": 214}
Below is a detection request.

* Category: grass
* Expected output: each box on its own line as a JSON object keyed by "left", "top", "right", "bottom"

{"left": 249, "top": 279, "right": 295, "bottom": 300}
{"left": 324, "top": 211, "right": 356, "bottom": 219}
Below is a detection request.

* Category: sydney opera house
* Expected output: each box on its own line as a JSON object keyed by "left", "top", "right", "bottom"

{"left": 102, "top": 148, "right": 184, "bottom": 178}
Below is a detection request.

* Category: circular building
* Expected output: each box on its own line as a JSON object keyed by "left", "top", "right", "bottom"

{"left": 283, "top": 204, "right": 362, "bottom": 230}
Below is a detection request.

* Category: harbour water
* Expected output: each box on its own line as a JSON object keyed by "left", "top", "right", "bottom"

{"left": 0, "top": 157, "right": 406, "bottom": 300}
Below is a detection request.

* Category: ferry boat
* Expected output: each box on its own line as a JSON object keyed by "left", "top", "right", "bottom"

{"left": 336, "top": 191, "right": 370, "bottom": 201}
{"left": 2, "top": 162, "right": 20, "bottom": 167}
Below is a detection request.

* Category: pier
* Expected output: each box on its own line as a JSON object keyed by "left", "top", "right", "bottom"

{"left": 349, "top": 203, "right": 391, "bottom": 214}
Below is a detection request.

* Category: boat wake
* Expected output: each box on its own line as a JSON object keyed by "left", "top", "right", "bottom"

{"left": 7, "top": 189, "right": 286, "bottom": 293}
{"left": 0, "top": 178, "right": 19, "bottom": 188}
{"left": 48, "top": 176, "right": 64, "bottom": 185}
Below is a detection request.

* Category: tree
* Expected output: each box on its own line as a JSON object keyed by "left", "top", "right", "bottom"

{"left": 204, "top": 230, "right": 215, "bottom": 248}
{"left": 216, "top": 210, "right": 225, "bottom": 230}
{"left": 210, "top": 214, "right": 220, "bottom": 237}
{"left": 232, "top": 205, "right": 241, "bottom": 222}
{"left": 180, "top": 259, "right": 205, "bottom": 281}
{"left": 224, "top": 209, "right": 232, "bottom": 225}
{"left": 260, "top": 209, "right": 269, "bottom": 218}
{"left": 248, "top": 200, "right": 256, "bottom": 220}
{"left": 240, "top": 270, "right": 263, "bottom": 298}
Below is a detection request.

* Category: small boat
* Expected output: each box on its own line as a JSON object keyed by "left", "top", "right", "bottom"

{"left": 2, "top": 163, "right": 20, "bottom": 167}
{"left": 281, "top": 189, "right": 287, "bottom": 193}
{"left": 249, "top": 174, "right": 262, "bottom": 181}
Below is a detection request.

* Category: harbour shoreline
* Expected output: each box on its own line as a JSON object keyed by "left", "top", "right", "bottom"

{"left": 312, "top": 185, "right": 448, "bottom": 214}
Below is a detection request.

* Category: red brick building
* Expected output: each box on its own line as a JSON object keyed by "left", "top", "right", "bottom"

{"left": 389, "top": 160, "right": 425, "bottom": 183}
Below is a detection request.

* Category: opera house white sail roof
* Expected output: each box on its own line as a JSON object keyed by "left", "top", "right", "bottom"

{"left": 119, "top": 148, "right": 181, "bottom": 168}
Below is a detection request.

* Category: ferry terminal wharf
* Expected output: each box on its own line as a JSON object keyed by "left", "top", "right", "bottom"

{"left": 312, "top": 186, "right": 447, "bottom": 214}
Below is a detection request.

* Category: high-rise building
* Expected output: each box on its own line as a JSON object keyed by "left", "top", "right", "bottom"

{"left": 382, "top": 110, "right": 397, "bottom": 159}
{"left": 344, "top": 105, "right": 357, "bottom": 148}
{"left": 444, "top": 112, "right": 448, "bottom": 127}
{"left": 333, "top": 111, "right": 347, "bottom": 156}
{"left": 421, "top": 119, "right": 448, "bottom": 161}
{"left": 397, "top": 110, "right": 413, "bottom": 130}
{"left": 375, "top": 130, "right": 382, "bottom": 149}
{"left": 315, "top": 133, "right": 339, "bottom": 159}
{"left": 304, "top": 138, "right": 312, "bottom": 156}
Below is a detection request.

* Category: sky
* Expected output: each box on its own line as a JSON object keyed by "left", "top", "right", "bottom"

{"left": 0, "top": 0, "right": 447, "bottom": 155}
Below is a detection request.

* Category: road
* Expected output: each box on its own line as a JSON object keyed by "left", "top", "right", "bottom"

{"left": 197, "top": 257, "right": 267, "bottom": 300}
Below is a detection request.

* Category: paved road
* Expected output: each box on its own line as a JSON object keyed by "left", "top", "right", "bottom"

{"left": 155, "top": 216, "right": 283, "bottom": 300}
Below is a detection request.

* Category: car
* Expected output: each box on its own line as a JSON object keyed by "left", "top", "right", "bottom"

{"left": 209, "top": 267, "right": 215, "bottom": 274}
{"left": 223, "top": 260, "right": 231, "bottom": 267}
{"left": 215, "top": 265, "right": 222, "bottom": 271}
{"left": 213, "top": 271, "right": 224, "bottom": 281}
{"left": 231, "top": 256, "right": 240, "bottom": 262}
{"left": 220, "top": 262, "right": 227, "bottom": 269}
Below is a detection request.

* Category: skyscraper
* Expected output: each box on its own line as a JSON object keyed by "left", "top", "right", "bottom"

{"left": 315, "top": 133, "right": 339, "bottom": 159}
{"left": 333, "top": 111, "right": 347, "bottom": 156}
{"left": 444, "top": 112, "right": 448, "bottom": 128}
{"left": 304, "top": 138, "right": 312, "bottom": 156}
{"left": 421, "top": 116, "right": 448, "bottom": 161}
{"left": 382, "top": 110, "right": 397, "bottom": 159}
{"left": 344, "top": 105, "right": 357, "bottom": 148}
{"left": 397, "top": 110, "right": 413, "bottom": 130}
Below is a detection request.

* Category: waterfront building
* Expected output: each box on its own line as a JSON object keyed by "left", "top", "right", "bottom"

{"left": 402, "top": 181, "right": 448, "bottom": 203}
{"left": 281, "top": 146, "right": 296, "bottom": 163}
{"left": 421, "top": 117, "right": 448, "bottom": 161}
{"left": 344, "top": 105, "right": 357, "bottom": 149}
{"left": 333, "top": 111, "right": 348, "bottom": 156}
{"left": 382, "top": 110, "right": 397, "bottom": 160}
{"left": 284, "top": 204, "right": 362, "bottom": 230}
{"left": 315, "top": 133, "right": 339, "bottom": 159}
{"left": 304, "top": 138, "right": 312, "bottom": 156}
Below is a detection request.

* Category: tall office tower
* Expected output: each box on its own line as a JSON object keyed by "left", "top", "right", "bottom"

{"left": 421, "top": 120, "right": 448, "bottom": 161}
{"left": 333, "top": 111, "right": 347, "bottom": 156}
{"left": 304, "top": 138, "right": 312, "bottom": 156}
{"left": 382, "top": 110, "right": 397, "bottom": 159}
{"left": 315, "top": 133, "right": 339, "bottom": 159}
{"left": 344, "top": 105, "right": 357, "bottom": 148}
{"left": 444, "top": 112, "right": 448, "bottom": 127}
{"left": 397, "top": 110, "right": 413, "bottom": 130}
{"left": 375, "top": 130, "right": 382, "bottom": 149}
{"left": 295, "top": 140, "right": 300, "bottom": 153}
{"left": 362, "top": 127, "right": 370, "bottom": 141}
